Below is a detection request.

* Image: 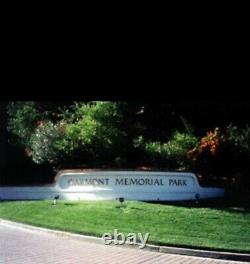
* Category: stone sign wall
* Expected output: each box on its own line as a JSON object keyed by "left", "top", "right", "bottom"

{"left": 0, "top": 171, "right": 224, "bottom": 201}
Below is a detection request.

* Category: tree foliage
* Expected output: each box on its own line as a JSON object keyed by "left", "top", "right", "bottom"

{"left": 6, "top": 101, "right": 250, "bottom": 190}
{"left": 7, "top": 101, "right": 131, "bottom": 167}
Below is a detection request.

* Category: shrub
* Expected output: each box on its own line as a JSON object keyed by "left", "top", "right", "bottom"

{"left": 28, "top": 121, "right": 65, "bottom": 165}
{"left": 62, "top": 102, "right": 128, "bottom": 165}
{"left": 134, "top": 132, "right": 199, "bottom": 169}
{"left": 223, "top": 124, "right": 250, "bottom": 153}
{"left": 187, "top": 128, "right": 222, "bottom": 161}
{"left": 187, "top": 128, "right": 223, "bottom": 180}
{"left": 7, "top": 101, "right": 130, "bottom": 167}
{"left": 167, "top": 132, "right": 199, "bottom": 167}
{"left": 220, "top": 124, "right": 250, "bottom": 173}
{"left": 187, "top": 125, "right": 250, "bottom": 187}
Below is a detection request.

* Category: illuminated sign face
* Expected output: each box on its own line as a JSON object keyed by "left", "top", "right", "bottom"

{"left": 66, "top": 177, "right": 188, "bottom": 187}
{"left": 57, "top": 171, "right": 196, "bottom": 194}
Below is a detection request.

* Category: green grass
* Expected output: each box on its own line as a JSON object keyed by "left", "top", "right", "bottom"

{"left": 0, "top": 199, "right": 250, "bottom": 253}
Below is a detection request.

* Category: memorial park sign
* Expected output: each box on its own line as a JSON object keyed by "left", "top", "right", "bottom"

{"left": 0, "top": 170, "right": 224, "bottom": 201}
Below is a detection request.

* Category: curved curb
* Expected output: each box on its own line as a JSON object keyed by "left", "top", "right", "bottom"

{"left": 158, "top": 246, "right": 250, "bottom": 262}
{"left": 0, "top": 218, "right": 249, "bottom": 262}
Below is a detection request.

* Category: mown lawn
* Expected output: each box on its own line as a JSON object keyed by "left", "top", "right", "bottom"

{"left": 0, "top": 199, "right": 249, "bottom": 253}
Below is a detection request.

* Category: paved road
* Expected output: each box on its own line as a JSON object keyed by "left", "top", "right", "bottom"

{"left": 0, "top": 223, "right": 247, "bottom": 264}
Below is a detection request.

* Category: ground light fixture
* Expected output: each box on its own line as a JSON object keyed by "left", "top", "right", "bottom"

{"left": 116, "top": 197, "right": 125, "bottom": 206}
{"left": 53, "top": 195, "right": 60, "bottom": 205}
{"left": 195, "top": 193, "right": 200, "bottom": 204}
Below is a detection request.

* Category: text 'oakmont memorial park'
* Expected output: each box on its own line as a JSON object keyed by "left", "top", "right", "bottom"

{"left": 67, "top": 178, "right": 188, "bottom": 187}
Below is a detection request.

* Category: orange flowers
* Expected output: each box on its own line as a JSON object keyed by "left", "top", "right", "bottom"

{"left": 200, "top": 128, "right": 220, "bottom": 156}
{"left": 187, "top": 128, "right": 221, "bottom": 161}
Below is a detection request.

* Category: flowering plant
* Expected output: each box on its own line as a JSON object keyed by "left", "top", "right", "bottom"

{"left": 199, "top": 128, "right": 221, "bottom": 156}
{"left": 187, "top": 128, "right": 221, "bottom": 162}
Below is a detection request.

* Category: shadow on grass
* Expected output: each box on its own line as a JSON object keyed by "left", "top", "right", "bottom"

{"left": 63, "top": 203, "right": 78, "bottom": 206}
{"left": 145, "top": 194, "right": 250, "bottom": 214}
